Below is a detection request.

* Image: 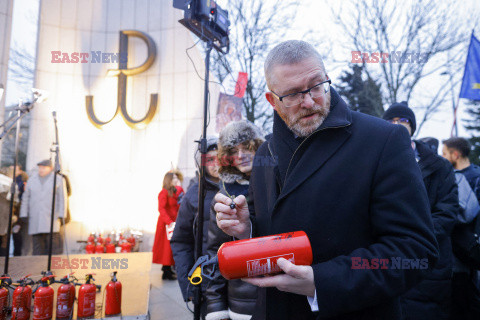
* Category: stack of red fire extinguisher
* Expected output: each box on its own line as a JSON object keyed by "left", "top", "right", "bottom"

{"left": 85, "top": 231, "right": 139, "bottom": 254}
{"left": 0, "top": 270, "right": 123, "bottom": 319}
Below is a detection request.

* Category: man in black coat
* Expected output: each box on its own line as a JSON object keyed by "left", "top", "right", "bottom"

{"left": 214, "top": 40, "right": 439, "bottom": 319}
{"left": 383, "top": 102, "right": 459, "bottom": 319}
{"left": 171, "top": 137, "right": 220, "bottom": 309}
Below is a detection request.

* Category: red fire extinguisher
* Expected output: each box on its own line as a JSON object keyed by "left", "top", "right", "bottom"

{"left": 105, "top": 271, "right": 122, "bottom": 316}
{"left": 77, "top": 274, "right": 100, "bottom": 319}
{"left": 189, "top": 231, "right": 313, "bottom": 282}
{"left": 105, "top": 243, "right": 116, "bottom": 253}
{"left": 127, "top": 235, "right": 135, "bottom": 246}
{"left": 0, "top": 276, "right": 12, "bottom": 320}
{"left": 55, "top": 273, "right": 76, "bottom": 319}
{"left": 32, "top": 274, "right": 55, "bottom": 320}
{"left": 85, "top": 242, "right": 95, "bottom": 254}
{"left": 12, "top": 275, "right": 33, "bottom": 320}
{"left": 120, "top": 241, "right": 132, "bottom": 253}
{"left": 95, "top": 243, "right": 104, "bottom": 254}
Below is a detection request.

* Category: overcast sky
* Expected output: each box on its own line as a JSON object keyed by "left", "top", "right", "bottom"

{"left": 6, "top": 0, "right": 480, "bottom": 145}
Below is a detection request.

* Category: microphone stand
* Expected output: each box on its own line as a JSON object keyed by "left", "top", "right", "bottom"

{"left": 193, "top": 40, "right": 213, "bottom": 320}
{"left": 47, "top": 111, "right": 61, "bottom": 271}
{"left": 2, "top": 99, "right": 38, "bottom": 275}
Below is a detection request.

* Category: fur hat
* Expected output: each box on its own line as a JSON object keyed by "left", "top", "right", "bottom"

{"left": 218, "top": 120, "right": 264, "bottom": 148}
{"left": 218, "top": 120, "right": 265, "bottom": 183}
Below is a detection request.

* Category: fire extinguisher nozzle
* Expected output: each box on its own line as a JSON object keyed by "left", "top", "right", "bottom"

{"left": 188, "top": 267, "right": 203, "bottom": 285}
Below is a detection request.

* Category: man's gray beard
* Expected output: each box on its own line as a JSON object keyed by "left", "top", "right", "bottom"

{"left": 281, "top": 105, "right": 330, "bottom": 137}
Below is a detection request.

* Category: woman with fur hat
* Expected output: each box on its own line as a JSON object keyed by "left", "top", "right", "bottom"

{"left": 205, "top": 120, "right": 264, "bottom": 320}
{"left": 153, "top": 171, "right": 184, "bottom": 280}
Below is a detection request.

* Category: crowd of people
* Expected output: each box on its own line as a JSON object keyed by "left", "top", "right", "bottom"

{"left": 0, "top": 159, "right": 68, "bottom": 256}
{"left": 152, "top": 40, "right": 480, "bottom": 320}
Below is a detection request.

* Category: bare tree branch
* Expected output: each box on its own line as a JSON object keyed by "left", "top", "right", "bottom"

{"left": 328, "top": 0, "right": 475, "bottom": 134}
{"left": 210, "top": 0, "right": 299, "bottom": 133}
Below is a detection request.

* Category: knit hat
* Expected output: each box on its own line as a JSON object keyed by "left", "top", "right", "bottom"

{"left": 194, "top": 135, "right": 218, "bottom": 167}
{"left": 382, "top": 101, "right": 416, "bottom": 136}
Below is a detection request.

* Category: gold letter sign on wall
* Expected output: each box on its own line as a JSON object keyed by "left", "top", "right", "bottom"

{"left": 86, "top": 30, "right": 158, "bottom": 129}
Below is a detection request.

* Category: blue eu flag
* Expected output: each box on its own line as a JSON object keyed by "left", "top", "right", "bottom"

{"left": 460, "top": 33, "right": 480, "bottom": 100}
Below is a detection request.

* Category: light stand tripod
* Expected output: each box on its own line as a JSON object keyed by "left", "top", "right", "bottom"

{"left": 47, "top": 111, "right": 61, "bottom": 271}
{"left": 192, "top": 40, "right": 213, "bottom": 320}
{"left": 2, "top": 89, "right": 47, "bottom": 275}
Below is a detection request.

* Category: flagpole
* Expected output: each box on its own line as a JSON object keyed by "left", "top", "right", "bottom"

{"left": 450, "top": 95, "right": 460, "bottom": 137}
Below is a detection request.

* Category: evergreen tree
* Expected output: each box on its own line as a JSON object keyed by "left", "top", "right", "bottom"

{"left": 464, "top": 100, "right": 480, "bottom": 165}
{"left": 337, "top": 65, "right": 384, "bottom": 118}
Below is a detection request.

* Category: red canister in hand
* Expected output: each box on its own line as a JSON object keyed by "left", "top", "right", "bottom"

{"left": 217, "top": 231, "right": 313, "bottom": 280}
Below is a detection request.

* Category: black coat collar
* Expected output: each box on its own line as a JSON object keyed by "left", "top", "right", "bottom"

{"left": 269, "top": 87, "right": 353, "bottom": 209}
{"left": 414, "top": 140, "right": 445, "bottom": 179}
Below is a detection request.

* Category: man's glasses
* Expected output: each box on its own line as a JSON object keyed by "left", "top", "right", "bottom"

{"left": 271, "top": 79, "right": 331, "bottom": 108}
{"left": 388, "top": 118, "right": 410, "bottom": 125}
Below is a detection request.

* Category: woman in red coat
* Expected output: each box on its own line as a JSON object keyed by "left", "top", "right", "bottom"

{"left": 153, "top": 171, "right": 184, "bottom": 280}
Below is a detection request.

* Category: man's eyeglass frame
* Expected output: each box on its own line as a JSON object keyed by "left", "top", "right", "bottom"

{"left": 388, "top": 118, "right": 410, "bottom": 124}
{"left": 270, "top": 79, "right": 332, "bottom": 108}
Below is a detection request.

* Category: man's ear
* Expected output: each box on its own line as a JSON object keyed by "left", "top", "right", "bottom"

{"left": 265, "top": 92, "right": 277, "bottom": 110}
{"left": 453, "top": 150, "right": 461, "bottom": 160}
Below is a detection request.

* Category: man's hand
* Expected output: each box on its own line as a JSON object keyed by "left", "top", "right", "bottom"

{"left": 242, "top": 258, "right": 316, "bottom": 297}
{"left": 214, "top": 193, "right": 251, "bottom": 239}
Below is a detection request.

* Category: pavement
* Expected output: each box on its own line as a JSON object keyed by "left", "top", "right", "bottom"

{"left": 149, "top": 264, "right": 194, "bottom": 320}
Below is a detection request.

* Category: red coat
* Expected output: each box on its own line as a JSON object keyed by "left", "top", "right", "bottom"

{"left": 152, "top": 187, "right": 184, "bottom": 265}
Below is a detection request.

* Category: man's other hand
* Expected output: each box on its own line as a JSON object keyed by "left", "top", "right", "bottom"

{"left": 242, "top": 258, "right": 316, "bottom": 297}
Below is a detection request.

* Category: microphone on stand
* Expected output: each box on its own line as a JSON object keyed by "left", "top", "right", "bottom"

{"left": 32, "top": 88, "right": 49, "bottom": 103}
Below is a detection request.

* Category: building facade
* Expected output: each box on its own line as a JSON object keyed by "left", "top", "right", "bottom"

{"left": 28, "top": 0, "right": 218, "bottom": 250}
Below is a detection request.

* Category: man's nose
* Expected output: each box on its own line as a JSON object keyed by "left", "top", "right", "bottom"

{"left": 300, "top": 92, "right": 315, "bottom": 108}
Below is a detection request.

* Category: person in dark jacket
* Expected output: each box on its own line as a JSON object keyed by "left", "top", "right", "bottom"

{"left": 206, "top": 120, "right": 264, "bottom": 320}
{"left": 383, "top": 102, "right": 459, "bottom": 320}
{"left": 442, "top": 136, "right": 480, "bottom": 320}
{"left": 8, "top": 165, "right": 28, "bottom": 256}
{"left": 171, "top": 136, "right": 220, "bottom": 310}
{"left": 443, "top": 137, "right": 480, "bottom": 201}
{"left": 214, "top": 40, "right": 439, "bottom": 320}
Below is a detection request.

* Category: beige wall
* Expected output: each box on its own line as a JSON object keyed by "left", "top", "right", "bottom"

{"left": 30, "top": 0, "right": 218, "bottom": 251}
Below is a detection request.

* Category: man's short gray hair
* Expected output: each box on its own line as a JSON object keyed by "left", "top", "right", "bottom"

{"left": 264, "top": 40, "right": 326, "bottom": 90}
